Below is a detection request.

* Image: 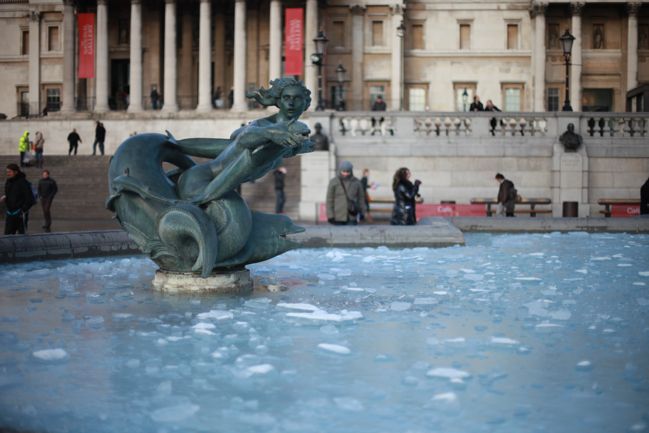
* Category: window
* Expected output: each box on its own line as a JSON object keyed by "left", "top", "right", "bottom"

{"left": 21, "top": 30, "right": 29, "bottom": 55}
{"left": 331, "top": 20, "right": 345, "bottom": 48}
{"left": 408, "top": 87, "right": 426, "bottom": 111}
{"left": 410, "top": 23, "right": 425, "bottom": 50}
{"left": 547, "top": 23, "right": 560, "bottom": 49}
{"left": 593, "top": 24, "right": 605, "bottom": 49}
{"left": 547, "top": 87, "right": 560, "bottom": 111}
{"left": 582, "top": 88, "right": 613, "bottom": 111}
{"left": 502, "top": 83, "right": 524, "bottom": 111}
{"left": 118, "top": 19, "right": 129, "bottom": 45}
{"left": 507, "top": 24, "right": 519, "bottom": 50}
{"left": 369, "top": 84, "right": 386, "bottom": 108}
{"left": 372, "top": 21, "right": 384, "bottom": 46}
{"left": 46, "top": 88, "right": 61, "bottom": 112}
{"left": 459, "top": 24, "right": 471, "bottom": 50}
{"left": 453, "top": 83, "right": 476, "bottom": 111}
{"left": 48, "top": 26, "right": 60, "bottom": 52}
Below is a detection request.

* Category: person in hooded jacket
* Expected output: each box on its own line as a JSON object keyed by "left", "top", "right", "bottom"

{"left": 1, "top": 163, "right": 34, "bottom": 234}
{"left": 326, "top": 161, "right": 366, "bottom": 225}
{"left": 390, "top": 167, "right": 421, "bottom": 225}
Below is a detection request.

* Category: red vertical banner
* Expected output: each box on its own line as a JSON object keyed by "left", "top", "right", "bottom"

{"left": 284, "top": 8, "right": 304, "bottom": 76}
{"left": 78, "top": 13, "right": 95, "bottom": 79}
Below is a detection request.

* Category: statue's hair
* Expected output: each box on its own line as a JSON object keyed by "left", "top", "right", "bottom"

{"left": 246, "top": 77, "right": 312, "bottom": 110}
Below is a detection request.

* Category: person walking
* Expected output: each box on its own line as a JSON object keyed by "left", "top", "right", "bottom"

{"left": 38, "top": 169, "right": 58, "bottom": 232}
{"left": 390, "top": 167, "right": 421, "bottom": 225}
{"left": 274, "top": 166, "right": 287, "bottom": 214}
{"left": 1, "top": 163, "right": 35, "bottom": 235}
{"left": 495, "top": 173, "right": 517, "bottom": 217}
{"left": 18, "top": 130, "right": 29, "bottom": 167}
{"left": 33, "top": 131, "right": 45, "bottom": 168}
{"left": 326, "top": 161, "right": 366, "bottom": 225}
{"left": 67, "top": 128, "right": 82, "bottom": 156}
{"left": 93, "top": 121, "right": 106, "bottom": 155}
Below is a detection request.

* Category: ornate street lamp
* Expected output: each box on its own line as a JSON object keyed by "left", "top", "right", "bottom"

{"left": 310, "top": 31, "right": 329, "bottom": 111}
{"left": 560, "top": 29, "right": 575, "bottom": 112}
{"left": 335, "top": 64, "right": 346, "bottom": 111}
{"left": 462, "top": 88, "right": 469, "bottom": 112}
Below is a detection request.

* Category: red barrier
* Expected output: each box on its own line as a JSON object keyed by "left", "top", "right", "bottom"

{"left": 316, "top": 202, "right": 486, "bottom": 223}
{"left": 610, "top": 204, "right": 640, "bottom": 218}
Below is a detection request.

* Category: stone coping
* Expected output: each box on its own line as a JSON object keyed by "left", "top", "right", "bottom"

{"left": 1, "top": 217, "right": 648, "bottom": 264}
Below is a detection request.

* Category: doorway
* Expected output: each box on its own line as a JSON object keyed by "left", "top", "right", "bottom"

{"left": 110, "top": 59, "right": 130, "bottom": 110}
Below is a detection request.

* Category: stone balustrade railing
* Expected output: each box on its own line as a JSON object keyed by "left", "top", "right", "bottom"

{"left": 313, "top": 112, "right": 649, "bottom": 142}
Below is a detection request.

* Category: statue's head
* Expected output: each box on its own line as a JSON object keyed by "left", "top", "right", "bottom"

{"left": 567, "top": 123, "right": 575, "bottom": 133}
{"left": 247, "top": 77, "right": 312, "bottom": 120}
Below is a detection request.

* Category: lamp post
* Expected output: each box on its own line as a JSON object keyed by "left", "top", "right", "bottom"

{"left": 335, "top": 63, "right": 346, "bottom": 111}
{"left": 462, "top": 88, "right": 469, "bottom": 112}
{"left": 310, "top": 31, "right": 329, "bottom": 111}
{"left": 560, "top": 29, "right": 575, "bottom": 112}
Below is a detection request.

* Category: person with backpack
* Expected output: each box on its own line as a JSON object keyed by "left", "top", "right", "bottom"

{"left": 495, "top": 173, "right": 517, "bottom": 217}
{"left": 1, "top": 163, "right": 35, "bottom": 234}
{"left": 38, "top": 169, "right": 58, "bottom": 232}
{"left": 326, "top": 161, "right": 366, "bottom": 225}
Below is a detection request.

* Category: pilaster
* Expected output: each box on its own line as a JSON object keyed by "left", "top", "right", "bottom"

{"left": 570, "top": 2, "right": 584, "bottom": 111}
{"left": 162, "top": 0, "right": 178, "bottom": 112}
{"left": 28, "top": 8, "right": 41, "bottom": 116}
{"left": 127, "top": 0, "right": 143, "bottom": 113}
{"left": 232, "top": 0, "right": 247, "bottom": 111}
{"left": 95, "top": 0, "right": 109, "bottom": 112}
{"left": 197, "top": 0, "right": 213, "bottom": 112}
{"left": 350, "top": 5, "right": 366, "bottom": 110}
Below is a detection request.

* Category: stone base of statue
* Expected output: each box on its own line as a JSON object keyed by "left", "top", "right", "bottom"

{"left": 152, "top": 269, "right": 253, "bottom": 294}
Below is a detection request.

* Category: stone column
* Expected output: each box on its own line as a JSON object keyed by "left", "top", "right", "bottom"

{"left": 232, "top": 0, "right": 247, "bottom": 111}
{"left": 162, "top": 0, "right": 178, "bottom": 112}
{"left": 28, "top": 9, "right": 41, "bottom": 116}
{"left": 390, "top": 5, "right": 404, "bottom": 111}
{"left": 570, "top": 3, "right": 583, "bottom": 112}
{"left": 531, "top": 2, "right": 546, "bottom": 112}
{"left": 61, "top": 0, "right": 75, "bottom": 113}
{"left": 95, "top": 0, "right": 109, "bottom": 112}
{"left": 197, "top": 0, "right": 213, "bottom": 111}
{"left": 350, "top": 5, "right": 365, "bottom": 111}
{"left": 214, "top": 7, "right": 225, "bottom": 97}
{"left": 627, "top": 3, "right": 641, "bottom": 91}
{"left": 304, "top": 0, "right": 318, "bottom": 110}
{"left": 127, "top": 0, "right": 143, "bottom": 113}
{"left": 269, "top": 0, "right": 282, "bottom": 81}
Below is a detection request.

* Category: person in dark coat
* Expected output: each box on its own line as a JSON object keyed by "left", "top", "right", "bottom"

{"left": 641, "top": 176, "right": 649, "bottom": 215}
{"left": 1, "top": 163, "right": 34, "bottom": 235}
{"left": 495, "top": 173, "right": 516, "bottom": 217}
{"left": 470, "top": 95, "right": 484, "bottom": 112}
{"left": 390, "top": 167, "right": 421, "bottom": 225}
{"left": 326, "top": 161, "right": 366, "bottom": 225}
{"left": 274, "top": 166, "right": 286, "bottom": 214}
{"left": 67, "top": 128, "right": 82, "bottom": 155}
{"left": 38, "top": 169, "right": 58, "bottom": 232}
{"left": 93, "top": 121, "right": 106, "bottom": 155}
{"left": 484, "top": 99, "right": 502, "bottom": 136}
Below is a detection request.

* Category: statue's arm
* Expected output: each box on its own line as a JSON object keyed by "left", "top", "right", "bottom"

{"left": 175, "top": 138, "right": 232, "bottom": 159}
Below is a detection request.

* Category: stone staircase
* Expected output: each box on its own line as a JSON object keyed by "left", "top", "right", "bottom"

{"left": 0, "top": 155, "right": 301, "bottom": 234}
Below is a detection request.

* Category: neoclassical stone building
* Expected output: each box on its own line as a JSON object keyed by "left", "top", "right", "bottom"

{"left": 0, "top": 0, "right": 647, "bottom": 118}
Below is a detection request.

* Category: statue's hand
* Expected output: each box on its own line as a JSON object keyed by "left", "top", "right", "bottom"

{"left": 265, "top": 123, "right": 304, "bottom": 148}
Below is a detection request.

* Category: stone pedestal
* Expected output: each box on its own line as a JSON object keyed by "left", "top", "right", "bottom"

{"left": 552, "top": 142, "right": 589, "bottom": 217}
{"left": 153, "top": 269, "right": 253, "bottom": 294}
{"left": 299, "top": 151, "right": 332, "bottom": 222}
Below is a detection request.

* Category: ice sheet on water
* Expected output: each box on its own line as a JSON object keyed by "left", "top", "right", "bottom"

{"left": 277, "top": 302, "right": 320, "bottom": 312}
{"left": 318, "top": 343, "right": 351, "bottom": 355}
{"left": 432, "top": 392, "right": 458, "bottom": 403}
{"left": 193, "top": 322, "right": 216, "bottom": 335}
{"left": 427, "top": 367, "right": 471, "bottom": 383}
{"left": 639, "top": 271, "right": 649, "bottom": 277}
{"left": 286, "top": 309, "right": 363, "bottom": 322}
{"left": 150, "top": 403, "right": 199, "bottom": 422}
{"left": 196, "top": 310, "right": 233, "bottom": 321}
{"left": 325, "top": 250, "right": 350, "bottom": 262}
{"left": 491, "top": 337, "right": 519, "bottom": 345}
{"left": 33, "top": 348, "right": 67, "bottom": 360}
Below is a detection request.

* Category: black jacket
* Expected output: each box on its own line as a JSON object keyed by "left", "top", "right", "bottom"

{"left": 274, "top": 170, "right": 285, "bottom": 190}
{"left": 498, "top": 179, "right": 517, "bottom": 212}
{"left": 390, "top": 180, "right": 419, "bottom": 225}
{"left": 38, "top": 177, "right": 58, "bottom": 201}
{"left": 4, "top": 172, "right": 32, "bottom": 213}
{"left": 95, "top": 125, "right": 106, "bottom": 141}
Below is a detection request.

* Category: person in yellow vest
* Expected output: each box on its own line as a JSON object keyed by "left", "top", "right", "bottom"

{"left": 18, "top": 131, "right": 29, "bottom": 168}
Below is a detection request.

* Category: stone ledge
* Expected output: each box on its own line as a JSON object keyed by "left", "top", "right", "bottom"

{"left": 447, "top": 216, "right": 649, "bottom": 233}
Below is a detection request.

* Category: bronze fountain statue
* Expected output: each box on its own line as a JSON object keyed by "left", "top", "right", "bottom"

{"left": 106, "top": 78, "right": 313, "bottom": 285}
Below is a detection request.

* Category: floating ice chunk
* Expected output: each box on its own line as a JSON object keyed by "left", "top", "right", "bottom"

{"left": 637, "top": 298, "right": 649, "bottom": 306}
{"left": 287, "top": 310, "right": 363, "bottom": 322}
{"left": 325, "top": 250, "right": 349, "bottom": 262}
{"left": 639, "top": 272, "right": 649, "bottom": 277}
{"left": 243, "top": 364, "right": 274, "bottom": 377}
{"left": 491, "top": 337, "right": 519, "bottom": 345}
{"left": 432, "top": 392, "right": 458, "bottom": 402}
{"left": 469, "top": 288, "right": 488, "bottom": 293}
{"left": 617, "top": 263, "right": 632, "bottom": 267}
{"left": 112, "top": 313, "right": 132, "bottom": 320}
{"left": 631, "top": 422, "right": 647, "bottom": 431}
{"left": 460, "top": 269, "right": 475, "bottom": 274}
{"left": 433, "top": 291, "right": 448, "bottom": 296}
{"left": 333, "top": 397, "right": 364, "bottom": 412}
{"left": 445, "top": 337, "right": 466, "bottom": 344}
{"left": 633, "top": 282, "right": 647, "bottom": 286}
{"left": 414, "top": 297, "right": 437, "bottom": 305}
{"left": 277, "top": 303, "right": 320, "bottom": 312}
{"left": 575, "top": 269, "right": 588, "bottom": 274}
{"left": 193, "top": 322, "right": 216, "bottom": 335}
{"left": 535, "top": 322, "right": 563, "bottom": 329}
{"left": 197, "top": 310, "right": 233, "bottom": 321}
{"left": 150, "top": 403, "right": 199, "bottom": 422}
{"left": 515, "top": 277, "right": 542, "bottom": 281}
{"left": 390, "top": 302, "right": 412, "bottom": 311}
{"left": 426, "top": 367, "right": 471, "bottom": 382}
{"left": 318, "top": 343, "right": 351, "bottom": 355}
{"left": 33, "top": 348, "right": 67, "bottom": 360}
{"left": 528, "top": 252, "right": 544, "bottom": 257}
{"left": 576, "top": 360, "right": 592, "bottom": 371}
{"left": 343, "top": 287, "right": 365, "bottom": 292}
{"left": 166, "top": 336, "right": 189, "bottom": 342}
{"left": 591, "top": 256, "right": 611, "bottom": 261}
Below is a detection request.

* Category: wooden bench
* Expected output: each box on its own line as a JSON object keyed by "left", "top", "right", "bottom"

{"left": 470, "top": 197, "right": 552, "bottom": 217}
{"left": 597, "top": 198, "right": 640, "bottom": 217}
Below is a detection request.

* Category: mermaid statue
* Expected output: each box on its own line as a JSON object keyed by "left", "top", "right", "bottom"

{"left": 106, "top": 78, "right": 313, "bottom": 281}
